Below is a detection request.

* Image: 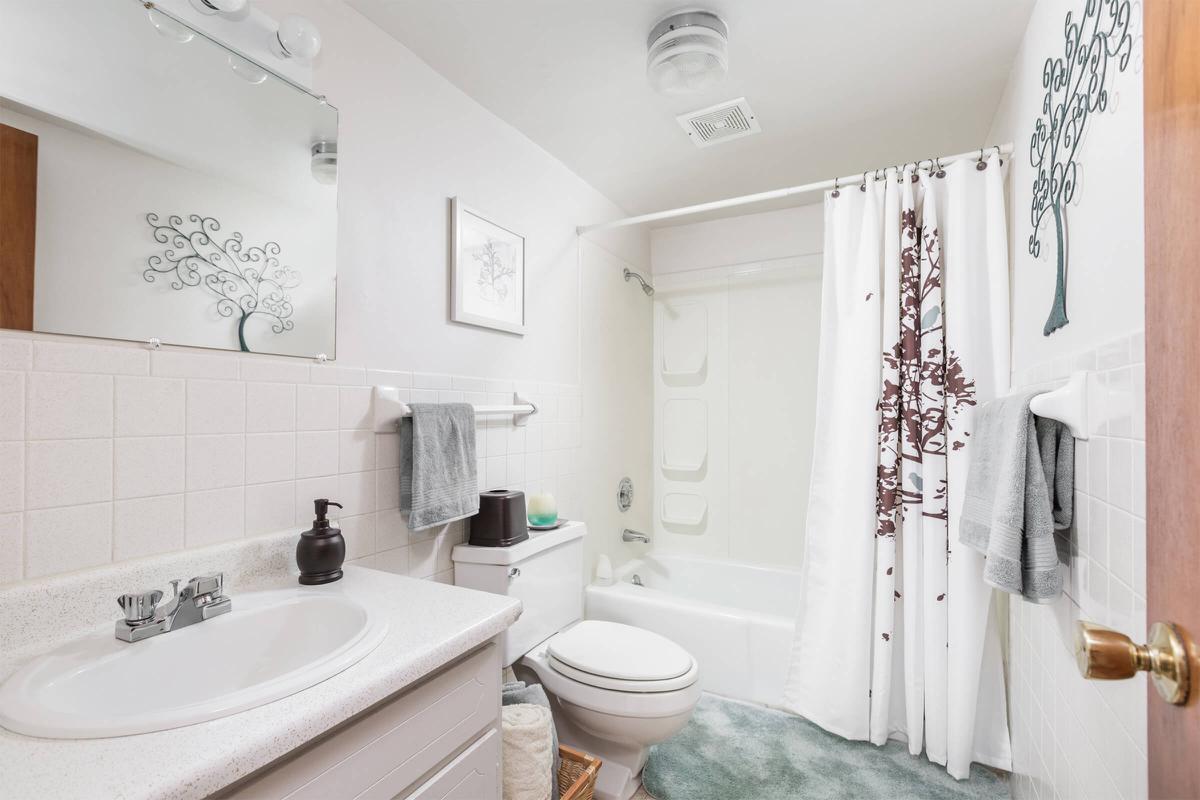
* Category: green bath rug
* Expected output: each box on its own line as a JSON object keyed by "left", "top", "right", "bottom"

{"left": 641, "top": 694, "right": 1008, "bottom": 800}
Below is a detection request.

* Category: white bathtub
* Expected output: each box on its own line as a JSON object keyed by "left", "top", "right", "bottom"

{"left": 584, "top": 553, "right": 801, "bottom": 707}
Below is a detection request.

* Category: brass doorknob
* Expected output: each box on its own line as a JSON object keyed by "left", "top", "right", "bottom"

{"left": 1074, "top": 620, "right": 1191, "bottom": 705}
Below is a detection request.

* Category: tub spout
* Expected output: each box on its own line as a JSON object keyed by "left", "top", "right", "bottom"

{"left": 622, "top": 529, "right": 650, "bottom": 544}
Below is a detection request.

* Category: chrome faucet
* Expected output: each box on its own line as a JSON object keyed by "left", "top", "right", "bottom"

{"left": 622, "top": 529, "right": 650, "bottom": 544}
{"left": 115, "top": 573, "right": 232, "bottom": 643}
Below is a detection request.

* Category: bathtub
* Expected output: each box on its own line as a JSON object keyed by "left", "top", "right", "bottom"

{"left": 584, "top": 552, "right": 801, "bottom": 707}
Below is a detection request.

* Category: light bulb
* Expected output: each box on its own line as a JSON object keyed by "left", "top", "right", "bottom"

{"left": 271, "top": 14, "right": 321, "bottom": 63}
{"left": 190, "top": 0, "right": 249, "bottom": 15}
{"left": 147, "top": 9, "right": 195, "bottom": 43}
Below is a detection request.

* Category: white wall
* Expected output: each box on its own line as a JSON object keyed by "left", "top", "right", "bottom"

{"left": 647, "top": 206, "right": 822, "bottom": 568}
{"left": 0, "top": 1, "right": 652, "bottom": 586}
{"left": 987, "top": 1, "right": 1146, "bottom": 798}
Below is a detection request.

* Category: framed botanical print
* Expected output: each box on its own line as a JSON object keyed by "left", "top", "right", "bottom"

{"left": 450, "top": 198, "right": 526, "bottom": 335}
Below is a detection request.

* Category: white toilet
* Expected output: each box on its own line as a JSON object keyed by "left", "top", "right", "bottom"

{"left": 452, "top": 522, "right": 700, "bottom": 800}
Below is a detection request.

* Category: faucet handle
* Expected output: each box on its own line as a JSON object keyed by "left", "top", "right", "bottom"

{"left": 117, "top": 590, "right": 164, "bottom": 624}
{"left": 188, "top": 573, "right": 224, "bottom": 599}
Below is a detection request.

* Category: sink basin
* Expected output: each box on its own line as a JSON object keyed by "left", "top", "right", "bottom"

{"left": 0, "top": 585, "right": 388, "bottom": 739}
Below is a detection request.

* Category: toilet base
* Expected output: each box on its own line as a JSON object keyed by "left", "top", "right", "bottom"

{"left": 550, "top": 695, "right": 647, "bottom": 800}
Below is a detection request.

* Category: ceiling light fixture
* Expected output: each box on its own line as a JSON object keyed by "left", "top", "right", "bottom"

{"left": 271, "top": 14, "right": 322, "bottom": 63}
{"left": 646, "top": 9, "right": 729, "bottom": 96}
{"left": 189, "top": 0, "right": 249, "bottom": 16}
{"left": 311, "top": 141, "right": 338, "bottom": 185}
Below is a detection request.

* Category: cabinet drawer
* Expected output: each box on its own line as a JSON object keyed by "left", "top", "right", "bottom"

{"left": 224, "top": 643, "right": 500, "bottom": 800}
{"left": 388, "top": 729, "right": 498, "bottom": 800}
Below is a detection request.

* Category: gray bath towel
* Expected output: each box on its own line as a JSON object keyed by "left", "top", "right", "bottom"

{"left": 960, "top": 391, "right": 1074, "bottom": 603}
{"left": 504, "top": 681, "right": 560, "bottom": 799}
{"left": 399, "top": 403, "right": 478, "bottom": 531}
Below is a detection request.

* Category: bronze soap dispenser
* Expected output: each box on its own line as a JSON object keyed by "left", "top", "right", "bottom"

{"left": 297, "top": 499, "right": 345, "bottom": 585}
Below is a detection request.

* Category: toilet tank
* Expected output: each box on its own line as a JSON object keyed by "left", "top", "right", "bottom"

{"left": 452, "top": 521, "right": 586, "bottom": 666}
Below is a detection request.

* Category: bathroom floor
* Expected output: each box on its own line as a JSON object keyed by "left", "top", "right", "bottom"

{"left": 637, "top": 694, "right": 1008, "bottom": 800}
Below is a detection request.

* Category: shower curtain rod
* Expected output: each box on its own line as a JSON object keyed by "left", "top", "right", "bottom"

{"left": 577, "top": 142, "right": 1014, "bottom": 235}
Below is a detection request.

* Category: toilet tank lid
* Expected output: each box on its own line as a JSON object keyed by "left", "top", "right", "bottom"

{"left": 451, "top": 521, "right": 586, "bottom": 566}
{"left": 548, "top": 621, "right": 694, "bottom": 682}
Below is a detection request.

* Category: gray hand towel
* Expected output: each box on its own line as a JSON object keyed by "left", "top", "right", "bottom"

{"left": 959, "top": 391, "right": 1074, "bottom": 603}
{"left": 399, "top": 403, "right": 479, "bottom": 531}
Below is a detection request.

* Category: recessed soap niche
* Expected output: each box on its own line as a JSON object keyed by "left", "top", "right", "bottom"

{"left": 660, "top": 302, "right": 708, "bottom": 384}
{"left": 661, "top": 492, "right": 708, "bottom": 533}
{"left": 661, "top": 397, "right": 707, "bottom": 476}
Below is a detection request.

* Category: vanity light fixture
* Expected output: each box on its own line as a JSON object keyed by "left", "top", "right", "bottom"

{"left": 271, "top": 14, "right": 322, "bottom": 63}
{"left": 227, "top": 53, "right": 268, "bottom": 84}
{"left": 311, "top": 141, "right": 337, "bottom": 185}
{"left": 189, "top": 0, "right": 249, "bottom": 16}
{"left": 147, "top": 8, "right": 195, "bottom": 43}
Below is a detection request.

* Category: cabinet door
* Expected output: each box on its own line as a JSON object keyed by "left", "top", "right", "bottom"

{"left": 382, "top": 729, "right": 498, "bottom": 800}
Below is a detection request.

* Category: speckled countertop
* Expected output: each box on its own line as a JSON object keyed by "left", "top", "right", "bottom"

{"left": 0, "top": 555, "right": 521, "bottom": 800}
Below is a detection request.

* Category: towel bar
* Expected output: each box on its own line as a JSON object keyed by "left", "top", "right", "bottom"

{"left": 372, "top": 387, "right": 537, "bottom": 432}
{"left": 1029, "top": 371, "right": 1089, "bottom": 440}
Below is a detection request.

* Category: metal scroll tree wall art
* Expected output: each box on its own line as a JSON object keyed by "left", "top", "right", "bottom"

{"left": 143, "top": 214, "right": 301, "bottom": 352}
{"left": 1029, "top": 0, "right": 1132, "bottom": 336}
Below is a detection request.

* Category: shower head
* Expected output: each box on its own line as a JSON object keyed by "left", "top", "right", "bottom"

{"left": 623, "top": 268, "right": 655, "bottom": 296}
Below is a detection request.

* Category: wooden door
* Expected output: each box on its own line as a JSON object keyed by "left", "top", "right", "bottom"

{"left": 0, "top": 123, "right": 37, "bottom": 330}
{"left": 1145, "top": 1, "right": 1200, "bottom": 797}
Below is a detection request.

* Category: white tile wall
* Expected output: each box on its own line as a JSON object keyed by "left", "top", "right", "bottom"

{"left": 0, "top": 332, "right": 583, "bottom": 588}
{"left": 1008, "top": 331, "right": 1147, "bottom": 800}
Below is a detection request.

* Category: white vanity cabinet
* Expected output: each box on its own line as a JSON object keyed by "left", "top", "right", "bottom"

{"left": 221, "top": 641, "right": 502, "bottom": 800}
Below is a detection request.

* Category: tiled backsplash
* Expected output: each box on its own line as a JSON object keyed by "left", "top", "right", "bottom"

{"left": 0, "top": 332, "right": 582, "bottom": 587}
{"left": 1008, "top": 331, "right": 1147, "bottom": 800}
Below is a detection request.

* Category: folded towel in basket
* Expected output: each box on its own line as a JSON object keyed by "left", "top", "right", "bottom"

{"left": 398, "top": 403, "right": 478, "bottom": 530}
{"left": 504, "top": 682, "right": 560, "bottom": 799}
{"left": 960, "top": 391, "right": 1074, "bottom": 603}
{"left": 502, "top": 703, "right": 555, "bottom": 800}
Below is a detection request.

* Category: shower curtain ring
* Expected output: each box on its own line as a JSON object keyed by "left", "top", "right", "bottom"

{"left": 976, "top": 147, "right": 988, "bottom": 171}
{"left": 992, "top": 144, "right": 1004, "bottom": 166}
{"left": 935, "top": 157, "right": 946, "bottom": 178}
{"left": 831, "top": 177, "right": 841, "bottom": 198}
{"left": 859, "top": 170, "right": 870, "bottom": 192}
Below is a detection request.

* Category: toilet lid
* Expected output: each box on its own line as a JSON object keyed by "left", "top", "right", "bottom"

{"left": 547, "top": 621, "right": 693, "bottom": 682}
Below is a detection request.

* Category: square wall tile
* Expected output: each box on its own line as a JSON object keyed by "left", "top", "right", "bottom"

{"left": 113, "top": 495, "right": 185, "bottom": 561}
{"left": 151, "top": 350, "right": 238, "bottom": 379}
{"left": 340, "top": 513, "right": 376, "bottom": 560}
{"left": 376, "top": 468, "right": 400, "bottom": 511}
{"left": 0, "top": 339, "right": 32, "bottom": 371}
{"left": 0, "top": 372, "right": 24, "bottom": 440}
{"left": 357, "top": 546, "right": 409, "bottom": 576}
{"left": 34, "top": 341, "right": 147, "bottom": 375}
{"left": 28, "top": 373, "right": 113, "bottom": 439}
{"left": 375, "top": 433, "right": 401, "bottom": 469}
{"left": 25, "top": 502, "right": 113, "bottom": 578}
{"left": 0, "top": 512, "right": 22, "bottom": 584}
{"left": 239, "top": 357, "right": 309, "bottom": 383}
{"left": 296, "top": 431, "right": 338, "bottom": 478}
{"left": 310, "top": 364, "right": 365, "bottom": 386}
{"left": 337, "top": 471, "right": 376, "bottom": 517}
{"left": 185, "top": 487, "right": 244, "bottom": 547}
{"left": 246, "top": 481, "right": 296, "bottom": 536}
{"left": 296, "top": 475, "right": 339, "bottom": 521}
{"left": 339, "top": 430, "right": 374, "bottom": 473}
{"left": 0, "top": 442, "right": 22, "bottom": 513}
{"left": 245, "top": 433, "right": 296, "bottom": 484}
{"left": 409, "top": 527, "right": 454, "bottom": 577}
{"left": 246, "top": 382, "right": 297, "bottom": 433}
{"left": 297, "top": 385, "right": 338, "bottom": 431}
{"left": 186, "top": 380, "right": 245, "bottom": 434}
{"left": 27, "top": 439, "right": 113, "bottom": 509}
{"left": 186, "top": 434, "right": 245, "bottom": 491}
{"left": 115, "top": 436, "right": 185, "bottom": 499}
{"left": 115, "top": 376, "right": 185, "bottom": 437}
{"left": 339, "top": 387, "right": 372, "bottom": 430}
{"left": 376, "top": 507, "right": 410, "bottom": 550}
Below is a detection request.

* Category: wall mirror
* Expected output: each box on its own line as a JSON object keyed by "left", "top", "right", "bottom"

{"left": 0, "top": 2, "right": 338, "bottom": 358}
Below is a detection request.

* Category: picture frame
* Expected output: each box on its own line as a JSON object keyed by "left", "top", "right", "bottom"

{"left": 450, "top": 197, "right": 526, "bottom": 335}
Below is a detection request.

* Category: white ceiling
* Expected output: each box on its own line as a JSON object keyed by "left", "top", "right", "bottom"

{"left": 348, "top": 0, "right": 1036, "bottom": 217}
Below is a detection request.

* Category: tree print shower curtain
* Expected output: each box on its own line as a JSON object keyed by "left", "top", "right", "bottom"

{"left": 784, "top": 154, "right": 1012, "bottom": 779}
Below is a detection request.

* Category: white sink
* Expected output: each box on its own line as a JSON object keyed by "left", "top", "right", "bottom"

{"left": 0, "top": 585, "right": 388, "bottom": 739}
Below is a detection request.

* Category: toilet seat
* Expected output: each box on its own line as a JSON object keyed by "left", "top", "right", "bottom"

{"left": 545, "top": 621, "right": 698, "bottom": 693}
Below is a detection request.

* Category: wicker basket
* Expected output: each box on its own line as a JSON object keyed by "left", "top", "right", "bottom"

{"left": 557, "top": 745, "right": 601, "bottom": 800}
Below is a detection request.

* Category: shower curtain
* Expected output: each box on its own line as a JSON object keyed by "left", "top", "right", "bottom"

{"left": 783, "top": 153, "right": 1011, "bottom": 779}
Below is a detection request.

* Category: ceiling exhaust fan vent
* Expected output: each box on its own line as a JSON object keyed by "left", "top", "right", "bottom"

{"left": 676, "top": 97, "right": 761, "bottom": 148}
